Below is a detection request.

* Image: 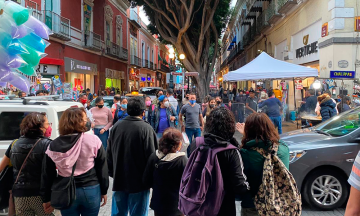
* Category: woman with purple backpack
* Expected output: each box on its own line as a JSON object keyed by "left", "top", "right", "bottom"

{"left": 143, "top": 127, "right": 187, "bottom": 216}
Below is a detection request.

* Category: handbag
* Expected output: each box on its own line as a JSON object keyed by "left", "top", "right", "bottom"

{"left": 9, "top": 139, "right": 41, "bottom": 214}
{"left": 50, "top": 163, "right": 77, "bottom": 210}
{"left": 0, "top": 139, "right": 18, "bottom": 210}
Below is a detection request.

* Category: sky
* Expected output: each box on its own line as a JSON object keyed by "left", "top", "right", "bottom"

{"left": 139, "top": 0, "right": 238, "bottom": 26}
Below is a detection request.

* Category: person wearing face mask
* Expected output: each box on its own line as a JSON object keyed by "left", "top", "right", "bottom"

{"left": 202, "top": 97, "right": 216, "bottom": 120}
{"left": 143, "top": 128, "right": 187, "bottom": 216}
{"left": 215, "top": 96, "right": 230, "bottom": 110}
{"left": 113, "top": 98, "right": 129, "bottom": 124}
{"left": 145, "top": 96, "right": 152, "bottom": 122}
{"left": 90, "top": 97, "right": 113, "bottom": 150}
{"left": 152, "top": 90, "right": 164, "bottom": 106}
{"left": 179, "top": 92, "right": 204, "bottom": 156}
{"left": 0, "top": 113, "right": 53, "bottom": 216}
{"left": 41, "top": 108, "right": 108, "bottom": 216}
{"left": 151, "top": 95, "right": 178, "bottom": 139}
{"left": 182, "top": 93, "right": 190, "bottom": 106}
{"left": 79, "top": 93, "right": 94, "bottom": 123}
{"left": 111, "top": 95, "right": 122, "bottom": 117}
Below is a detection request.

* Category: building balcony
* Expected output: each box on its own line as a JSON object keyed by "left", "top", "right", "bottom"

{"left": 154, "top": 63, "right": 157, "bottom": 71}
{"left": 145, "top": 59, "right": 149, "bottom": 68}
{"left": 266, "top": 0, "right": 282, "bottom": 24}
{"left": 24, "top": 0, "right": 42, "bottom": 17}
{"left": 278, "top": 0, "right": 298, "bottom": 14}
{"left": 84, "top": 31, "right": 102, "bottom": 51}
{"left": 243, "top": 30, "right": 251, "bottom": 47}
{"left": 118, "top": 47, "right": 128, "bottom": 61}
{"left": 36, "top": 10, "right": 71, "bottom": 41}
{"left": 256, "top": 12, "right": 270, "bottom": 34}
{"left": 130, "top": 55, "right": 141, "bottom": 67}
{"left": 105, "top": 40, "right": 120, "bottom": 58}
{"left": 129, "top": 9, "right": 141, "bottom": 28}
{"left": 150, "top": 62, "right": 154, "bottom": 70}
{"left": 160, "top": 63, "right": 170, "bottom": 73}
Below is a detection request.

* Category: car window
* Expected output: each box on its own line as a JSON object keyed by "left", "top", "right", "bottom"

{"left": 316, "top": 109, "right": 360, "bottom": 137}
{"left": 57, "top": 111, "right": 63, "bottom": 120}
{"left": 0, "top": 112, "right": 26, "bottom": 140}
{"left": 139, "top": 88, "right": 160, "bottom": 95}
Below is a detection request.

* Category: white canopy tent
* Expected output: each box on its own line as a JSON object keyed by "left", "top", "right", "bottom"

{"left": 223, "top": 52, "right": 318, "bottom": 81}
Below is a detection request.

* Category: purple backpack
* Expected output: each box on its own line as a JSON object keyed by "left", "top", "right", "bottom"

{"left": 178, "top": 137, "right": 237, "bottom": 216}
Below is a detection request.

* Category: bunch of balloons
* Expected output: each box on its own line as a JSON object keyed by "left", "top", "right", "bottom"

{"left": 0, "top": 0, "right": 51, "bottom": 93}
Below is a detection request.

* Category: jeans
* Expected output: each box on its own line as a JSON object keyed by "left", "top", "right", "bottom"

{"left": 185, "top": 128, "right": 202, "bottom": 156}
{"left": 94, "top": 128, "right": 109, "bottom": 150}
{"left": 269, "top": 116, "right": 282, "bottom": 134}
{"left": 60, "top": 184, "right": 101, "bottom": 216}
{"left": 111, "top": 190, "right": 150, "bottom": 216}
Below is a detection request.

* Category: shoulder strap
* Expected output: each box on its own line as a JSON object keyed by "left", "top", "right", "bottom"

{"left": 14, "top": 138, "right": 42, "bottom": 184}
{"left": 11, "top": 139, "right": 18, "bottom": 149}
{"left": 251, "top": 143, "right": 279, "bottom": 158}
{"left": 195, "top": 136, "right": 205, "bottom": 148}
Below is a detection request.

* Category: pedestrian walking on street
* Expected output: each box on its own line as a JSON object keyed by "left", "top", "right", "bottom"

{"left": 143, "top": 128, "right": 187, "bottom": 216}
{"left": 145, "top": 96, "right": 152, "bottom": 122}
{"left": 167, "top": 88, "right": 179, "bottom": 114}
{"left": 152, "top": 90, "right": 164, "bottom": 106}
{"left": 301, "top": 89, "right": 317, "bottom": 114}
{"left": 184, "top": 107, "right": 249, "bottom": 216}
{"left": 345, "top": 151, "right": 360, "bottom": 216}
{"left": 113, "top": 98, "right": 129, "bottom": 123}
{"left": 236, "top": 113, "right": 290, "bottom": 216}
{"left": 151, "top": 95, "right": 178, "bottom": 139}
{"left": 218, "top": 85, "right": 224, "bottom": 98}
{"left": 111, "top": 95, "right": 121, "bottom": 117}
{"left": 202, "top": 97, "right": 216, "bottom": 120}
{"left": 42, "top": 107, "right": 109, "bottom": 216}
{"left": 259, "top": 91, "right": 283, "bottom": 134}
{"left": 337, "top": 95, "right": 351, "bottom": 113}
{"left": 91, "top": 97, "right": 113, "bottom": 150}
{"left": 215, "top": 96, "right": 230, "bottom": 109}
{"left": 107, "top": 97, "right": 158, "bottom": 216}
{"left": 318, "top": 94, "right": 337, "bottom": 122}
{"left": 79, "top": 93, "right": 94, "bottom": 125}
{"left": 86, "top": 88, "right": 93, "bottom": 101}
{"left": 0, "top": 113, "right": 53, "bottom": 216}
{"left": 179, "top": 92, "right": 204, "bottom": 156}
{"left": 245, "top": 90, "right": 258, "bottom": 120}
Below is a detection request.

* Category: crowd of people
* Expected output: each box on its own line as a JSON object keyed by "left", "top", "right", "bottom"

{"left": 1, "top": 84, "right": 359, "bottom": 216}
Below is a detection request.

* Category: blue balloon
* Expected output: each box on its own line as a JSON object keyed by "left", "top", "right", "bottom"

{"left": 19, "top": 32, "right": 46, "bottom": 52}
{"left": 7, "top": 39, "right": 28, "bottom": 55}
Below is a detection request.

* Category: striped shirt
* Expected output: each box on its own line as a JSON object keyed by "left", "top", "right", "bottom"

{"left": 348, "top": 151, "right": 360, "bottom": 191}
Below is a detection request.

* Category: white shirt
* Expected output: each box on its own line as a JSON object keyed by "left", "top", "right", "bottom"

{"left": 84, "top": 103, "right": 94, "bottom": 123}
{"left": 315, "top": 98, "right": 339, "bottom": 114}
{"left": 168, "top": 95, "right": 179, "bottom": 111}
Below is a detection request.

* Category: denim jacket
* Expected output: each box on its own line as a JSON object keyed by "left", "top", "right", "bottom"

{"left": 150, "top": 105, "right": 178, "bottom": 132}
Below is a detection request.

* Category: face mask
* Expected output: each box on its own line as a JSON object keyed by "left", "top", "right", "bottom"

{"left": 81, "top": 99, "right": 87, "bottom": 104}
{"left": 186, "top": 97, "right": 189, "bottom": 99}
{"left": 44, "top": 125, "right": 52, "bottom": 138}
{"left": 121, "top": 104, "right": 127, "bottom": 109}
{"left": 209, "top": 104, "right": 215, "bottom": 108}
{"left": 145, "top": 101, "right": 151, "bottom": 107}
{"left": 164, "top": 101, "right": 170, "bottom": 107}
{"left": 97, "top": 105, "right": 104, "bottom": 108}
{"left": 85, "top": 121, "right": 91, "bottom": 131}
{"left": 94, "top": 94, "right": 97, "bottom": 97}
{"left": 216, "top": 101, "right": 221, "bottom": 105}
{"left": 190, "top": 100, "right": 196, "bottom": 105}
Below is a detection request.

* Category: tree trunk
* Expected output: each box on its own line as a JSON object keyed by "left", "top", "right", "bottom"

{"left": 196, "top": 67, "right": 212, "bottom": 101}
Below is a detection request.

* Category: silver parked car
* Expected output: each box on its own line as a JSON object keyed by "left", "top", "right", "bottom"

{"left": 282, "top": 107, "right": 360, "bottom": 210}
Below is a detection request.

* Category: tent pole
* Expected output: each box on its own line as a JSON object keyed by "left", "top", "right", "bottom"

{"left": 293, "top": 78, "right": 296, "bottom": 110}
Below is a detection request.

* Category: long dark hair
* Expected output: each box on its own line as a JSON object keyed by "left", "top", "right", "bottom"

{"left": 205, "top": 107, "right": 235, "bottom": 141}
{"left": 241, "top": 112, "right": 280, "bottom": 147}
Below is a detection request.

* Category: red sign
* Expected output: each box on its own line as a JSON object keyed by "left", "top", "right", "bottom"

{"left": 321, "top": 23, "right": 328, "bottom": 37}
{"left": 355, "top": 17, "right": 360, "bottom": 32}
{"left": 185, "top": 72, "right": 199, "bottom": 77}
{"left": 171, "top": 72, "right": 182, "bottom": 76}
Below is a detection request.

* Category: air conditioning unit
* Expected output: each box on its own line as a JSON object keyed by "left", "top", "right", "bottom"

{"left": 283, "top": 51, "right": 293, "bottom": 61}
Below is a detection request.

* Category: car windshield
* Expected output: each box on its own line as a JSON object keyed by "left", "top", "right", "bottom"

{"left": 91, "top": 99, "right": 114, "bottom": 109}
{"left": 314, "top": 108, "right": 360, "bottom": 137}
{"left": 139, "top": 88, "right": 161, "bottom": 96}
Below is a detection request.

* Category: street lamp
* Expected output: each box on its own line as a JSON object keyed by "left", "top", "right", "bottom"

{"left": 179, "top": 54, "right": 185, "bottom": 60}
{"left": 169, "top": 49, "right": 175, "bottom": 89}
{"left": 313, "top": 80, "right": 321, "bottom": 89}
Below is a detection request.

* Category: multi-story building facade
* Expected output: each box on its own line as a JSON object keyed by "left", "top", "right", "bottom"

{"left": 218, "top": 0, "right": 360, "bottom": 110}
{"left": 18, "top": 0, "right": 171, "bottom": 94}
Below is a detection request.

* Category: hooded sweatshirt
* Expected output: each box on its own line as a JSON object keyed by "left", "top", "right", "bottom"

{"left": 320, "top": 96, "right": 337, "bottom": 121}
{"left": 41, "top": 133, "right": 109, "bottom": 202}
{"left": 143, "top": 150, "right": 187, "bottom": 215}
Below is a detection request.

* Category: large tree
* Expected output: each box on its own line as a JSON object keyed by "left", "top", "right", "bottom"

{"left": 133, "top": 0, "right": 232, "bottom": 99}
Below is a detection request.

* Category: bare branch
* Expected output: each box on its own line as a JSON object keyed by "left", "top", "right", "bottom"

{"left": 165, "top": 0, "right": 180, "bottom": 28}
{"left": 144, "top": 0, "right": 179, "bottom": 29}
{"left": 154, "top": 14, "right": 177, "bottom": 44}
{"left": 180, "top": 0, "right": 189, "bottom": 14}
{"left": 176, "top": 0, "right": 195, "bottom": 46}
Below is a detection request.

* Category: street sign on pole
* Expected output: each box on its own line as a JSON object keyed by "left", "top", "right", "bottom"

{"left": 171, "top": 72, "right": 182, "bottom": 76}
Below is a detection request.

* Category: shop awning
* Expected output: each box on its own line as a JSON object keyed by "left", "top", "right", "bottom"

{"left": 40, "top": 57, "right": 64, "bottom": 65}
{"left": 223, "top": 52, "right": 318, "bottom": 81}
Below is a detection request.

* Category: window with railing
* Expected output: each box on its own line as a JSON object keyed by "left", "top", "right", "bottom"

{"left": 41, "top": 10, "right": 71, "bottom": 40}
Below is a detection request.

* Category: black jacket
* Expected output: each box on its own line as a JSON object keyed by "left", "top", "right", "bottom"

{"left": 190, "top": 134, "right": 249, "bottom": 216}
{"left": 143, "top": 151, "right": 187, "bottom": 215}
{"left": 6, "top": 135, "right": 51, "bottom": 197}
{"left": 107, "top": 116, "right": 158, "bottom": 193}
{"left": 320, "top": 97, "right": 337, "bottom": 121}
{"left": 41, "top": 134, "right": 109, "bottom": 202}
{"left": 304, "top": 95, "right": 317, "bottom": 114}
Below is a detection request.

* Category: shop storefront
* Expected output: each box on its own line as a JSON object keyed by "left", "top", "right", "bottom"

{"left": 105, "top": 68, "right": 125, "bottom": 93}
{"left": 64, "top": 57, "right": 97, "bottom": 92}
{"left": 129, "top": 68, "right": 140, "bottom": 91}
{"left": 156, "top": 72, "right": 165, "bottom": 88}
{"left": 140, "top": 73, "right": 155, "bottom": 88}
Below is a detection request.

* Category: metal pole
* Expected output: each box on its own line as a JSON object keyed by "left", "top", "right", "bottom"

{"left": 182, "top": 67, "right": 185, "bottom": 101}
{"left": 293, "top": 78, "right": 297, "bottom": 110}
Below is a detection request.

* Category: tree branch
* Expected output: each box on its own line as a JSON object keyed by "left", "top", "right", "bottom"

{"left": 143, "top": 0, "right": 179, "bottom": 29}
{"left": 154, "top": 14, "right": 176, "bottom": 44}
{"left": 176, "top": 0, "right": 195, "bottom": 46}
{"left": 165, "top": 0, "right": 180, "bottom": 28}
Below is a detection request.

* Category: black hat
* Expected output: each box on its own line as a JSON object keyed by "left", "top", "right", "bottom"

{"left": 249, "top": 89, "right": 255, "bottom": 93}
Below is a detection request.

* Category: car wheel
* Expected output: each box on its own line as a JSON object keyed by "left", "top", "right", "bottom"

{"left": 303, "top": 169, "right": 349, "bottom": 210}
